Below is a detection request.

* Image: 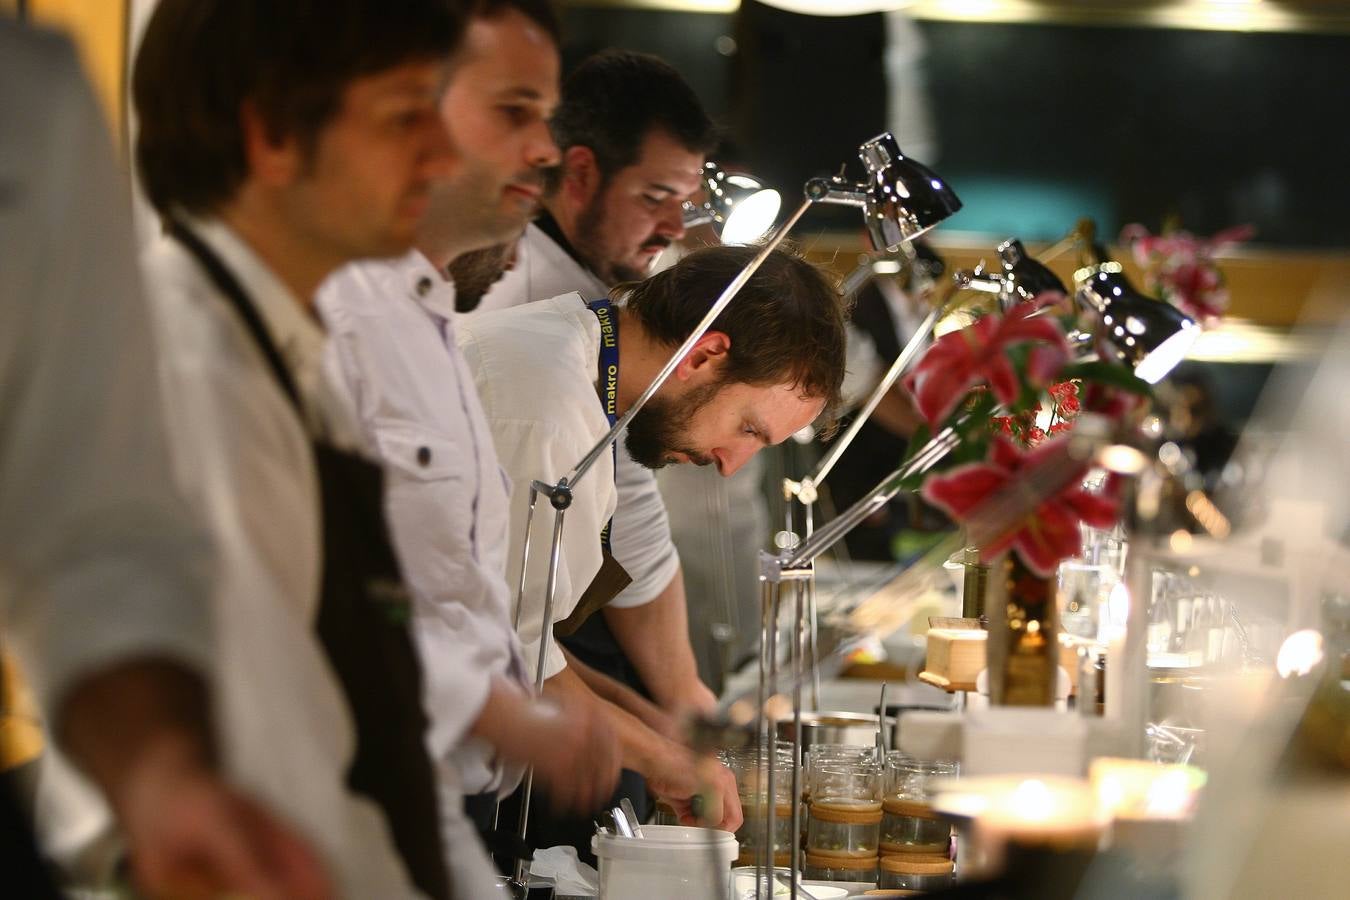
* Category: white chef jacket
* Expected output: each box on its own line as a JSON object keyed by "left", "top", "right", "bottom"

{"left": 141, "top": 217, "right": 425, "bottom": 899}
{"left": 457, "top": 294, "right": 619, "bottom": 680}
{"left": 467, "top": 221, "right": 680, "bottom": 609}
{"left": 318, "top": 251, "right": 530, "bottom": 799}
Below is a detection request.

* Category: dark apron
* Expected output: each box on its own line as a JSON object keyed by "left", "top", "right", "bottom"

{"left": 168, "top": 223, "right": 450, "bottom": 900}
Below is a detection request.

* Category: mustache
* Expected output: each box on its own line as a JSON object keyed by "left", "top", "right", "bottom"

{"left": 641, "top": 235, "right": 673, "bottom": 252}
{"left": 508, "top": 168, "right": 547, "bottom": 193}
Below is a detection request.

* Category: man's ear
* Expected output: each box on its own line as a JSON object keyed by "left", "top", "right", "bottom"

{"left": 239, "top": 100, "right": 301, "bottom": 188}
{"left": 674, "top": 330, "right": 731, "bottom": 383}
{"left": 561, "top": 145, "right": 601, "bottom": 208}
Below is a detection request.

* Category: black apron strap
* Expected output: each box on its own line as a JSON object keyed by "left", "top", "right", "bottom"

{"left": 166, "top": 222, "right": 451, "bottom": 899}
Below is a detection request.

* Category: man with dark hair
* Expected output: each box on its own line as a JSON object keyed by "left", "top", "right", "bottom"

{"left": 458, "top": 243, "right": 848, "bottom": 848}
{"left": 316, "top": 0, "right": 623, "bottom": 887}
{"left": 475, "top": 49, "right": 718, "bottom": 309}
{"left": 133, "top": 1, "right": 463, "bottom": 896}
{"left": 464, "top": 48, "right": 723, "bottom": 857}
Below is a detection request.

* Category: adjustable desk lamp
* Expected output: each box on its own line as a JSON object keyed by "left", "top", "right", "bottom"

{"left": 504, "top": 133, "right": 959, "bottom": 887}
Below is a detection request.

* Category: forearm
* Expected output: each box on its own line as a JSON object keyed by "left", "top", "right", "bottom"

{"left": 543, "top": 665, "right": 674, "bottom": 777}
{"left": 561, "top": 648, "right": 676, "bottom": 739}
{"left": 603, "top": 569, "right": 714, "bottom": 714}
{"left": 868, "top": 382, "right": 923, "bottom": 439}
{"left": 59, "top": 658, "right": 215, "bottom": 813}
{"left": 468, "top": 676, "right": 564, "bottom": 767}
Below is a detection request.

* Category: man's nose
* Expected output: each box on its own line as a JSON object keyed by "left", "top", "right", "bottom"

{"left": 422, "top": 113, "right": 458, "bottom": 180}
{"left": 525, "top": 118, "right": 560, "bottom": 169}
{"left": 655, "top": 198, "right": 687, "bottom": 241}
{"left": 713, "top": 443, "right": 756, "bottom": 478}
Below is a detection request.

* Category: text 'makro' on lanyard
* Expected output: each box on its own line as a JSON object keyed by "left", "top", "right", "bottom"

{"left": 586, "top": 298, "right": 618, "bottom": 553}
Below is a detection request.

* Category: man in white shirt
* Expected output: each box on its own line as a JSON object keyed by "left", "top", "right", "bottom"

{"left": 1, "top": 20, "right": 326, "bottom": 899}
{"left": 465, "top": 52, "right": 723, "bottom": 848}
{"left": 317, "top": 0, "right": 621, "bottom": 881}
{"left": 131, "top": 2, "right": 465, "bottom": 897}
{"left": 460, "top": 242, "right": 851, "bottom": 839}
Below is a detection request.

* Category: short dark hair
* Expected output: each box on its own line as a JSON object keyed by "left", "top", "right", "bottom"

{"left": 550, "top": 50, "right": 718, "bottom": 184}
{"left": 618, "top": 244, "right": 849, "bottom": 429}
{"left": 134, "top": 0, "right": 465, "bottom": 217}
{"left": 471, "top": 0, "right": 561, "bottom": 44}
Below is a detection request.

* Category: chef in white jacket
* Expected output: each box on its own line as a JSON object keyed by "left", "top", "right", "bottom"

{"left": 317, "top": 1, "right": 620, "bottom": 887}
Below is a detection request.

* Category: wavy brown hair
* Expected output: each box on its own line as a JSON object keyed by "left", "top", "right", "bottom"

{"left": 616, "top": 244, "right": 850, "bottom": 433}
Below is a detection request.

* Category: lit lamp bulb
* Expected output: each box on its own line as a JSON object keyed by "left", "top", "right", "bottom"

{"left": 1075, "top": 264, "right": 1200, "bottom": 384}
{"left": 1276, "top": 628, "right": 1325, "bottom": 678}
{"left": 681, "top": 162, "right": 781, "bottom": 245}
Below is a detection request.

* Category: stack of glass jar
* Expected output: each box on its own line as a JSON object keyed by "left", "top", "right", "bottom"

{"left": 876, "top": 755, "right": 958, "bottom": 892}
{"left": 721, "top": 746, "right": 796, "bottom": 868}
{"left": 802, "top": 748, "right": 884, "bottom": 883}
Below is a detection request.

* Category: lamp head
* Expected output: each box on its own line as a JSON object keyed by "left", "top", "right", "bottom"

{"left": 858, "top": 133, "right": 962, "bottom": 251}
{"left": 681, "top": 161, "right": 782, "bottom": 245}
{"left": 1076, "top": 263, "right": 1199, "bottom": 385}
{"left": 997, "top": 238, "right": 1067, "bottom": 302}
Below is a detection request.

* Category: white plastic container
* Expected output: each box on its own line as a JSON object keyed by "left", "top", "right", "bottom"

{"left": 592, "top": 824, "right": 737, "bottom": 899}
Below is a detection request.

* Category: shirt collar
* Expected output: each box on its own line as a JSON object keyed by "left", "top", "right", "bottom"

{"left": 183, "top": 216, "right": 335, "bottom": 434}
{"left": 534, "top": 210, "right": 607, "bottom": 286}
{"left": 399, "top": 250, "right": 459, "bottom": 321}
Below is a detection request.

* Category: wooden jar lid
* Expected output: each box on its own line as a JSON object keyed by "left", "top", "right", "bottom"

{"left": 879, "top": 853, "right": 954, "bottom": 875}
{"left": 882, "top": 797, "right": 938, "bottom": 819}
{"left": 804, "top": 851, "right": 878, "bottom": 870}
{"left": 809, "top": 800, "right": 883, "bottom": 825}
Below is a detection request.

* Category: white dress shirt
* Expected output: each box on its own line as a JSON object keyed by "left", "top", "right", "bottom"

{"left": 0, "top": 21, "right": 213, "bottom": 718}
{"left": 141, "top": 218, "right": 424, "bottom": 899}
{"left": 318, "top": 251, "right": 529, "bottom": 799}
{"left": 468, "top": 222, "right": 680, "bottom": 609}
{"left": 457, "top": 294, "right": 618, "bottom": 679}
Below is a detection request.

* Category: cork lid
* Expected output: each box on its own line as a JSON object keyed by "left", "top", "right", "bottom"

{"left": 804, "top": 851, "right": 879, "bottom": 870}
{"left": 865, "top": 892, "right": 921, "bottom": 897}
{"left": 879, "top": 853, "right": 954, "bottom": 875}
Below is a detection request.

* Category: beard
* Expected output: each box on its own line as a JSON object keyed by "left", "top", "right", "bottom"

{"left": 575, "top": 191, "right": 670, "bottom": 285}
{"left": 449, "top": 242, "right": 515, "bottom": 312}
{"left": 624, "top": 380, "right": 722, "bottom": 470}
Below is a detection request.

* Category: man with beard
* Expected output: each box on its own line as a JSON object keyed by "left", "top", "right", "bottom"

{"left": 463, "top": 50, "right": 724, "bottom": 858}
{"left": 458, "top": 243, "right": 850, "bottom": 849}
{"left": 317, "top": 1, "right": 622, "bottom": 891}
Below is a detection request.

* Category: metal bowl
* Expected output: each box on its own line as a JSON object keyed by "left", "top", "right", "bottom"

{"left": 775, "top": 711, "right": 895, "bottom": 764}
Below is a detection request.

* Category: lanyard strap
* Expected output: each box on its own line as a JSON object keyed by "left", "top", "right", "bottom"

{"left": 586, "top": 298, "right": 619, "bottom": 553}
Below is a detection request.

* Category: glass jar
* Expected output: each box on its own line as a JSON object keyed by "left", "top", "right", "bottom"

{"left": 802, "top": 745, "right": 878, "bottom": 842}
{"left": 806, "top": 762, "right": 882, "bottom": 858}
{"left": 802, "top": 851, "right": 877, "bottom": 884}
{"left": 880, "top": 758, "right": 958, "bottom": 854}
{"left": 878, "top": 853, "right": 955, "bottom": 891}
{"left": 722, "top": 747, "right": 796, "bottom": 857}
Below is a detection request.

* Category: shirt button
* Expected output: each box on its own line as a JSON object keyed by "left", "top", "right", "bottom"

{"left": 417, "top": 446, "right": 432, "bottom": 466}
{"left": 416, "top": 276, "right": 433, "bottom": 297}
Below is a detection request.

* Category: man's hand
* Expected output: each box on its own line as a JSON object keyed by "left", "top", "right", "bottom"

{"left": 526, "top": 691, "right": 622, "bottom": 815}
{"left": 117, "top": 742, "right": 331, "bottom": 900}
{"left": 479, "top": 676, "right": 622, "bottom": 815}
{"left": 646, "top": 748, "right": 743, "bottom": 833}
{"left": 59, "top": 660, "right": 332, "bottom": 900}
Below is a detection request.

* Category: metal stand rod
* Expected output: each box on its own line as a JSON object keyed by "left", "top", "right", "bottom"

{"left": 803, "top": 502, "right": 820, "bottom": 710}
{"left": 496, "top": 485, "right": 542, "bottom": 833}
{"left": 763, "top": 582, "right": 781, "bottom": 900}
{"left": 787, "top": 426, "right": 962, "bottom": 570}
{"left": 512, "top": 504, "right": 568, "bottom": 885}
{"left": 800, "top": 306, "right": 939, "bottom": 498}
{"left": 788, "top": 579, "right": 805, "bottom": 899}
{"left": 755, "top": 578, "right": 772, "bottom": 897}
{"left": 563, "top": 198, "right": 813, "bottom": 490}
